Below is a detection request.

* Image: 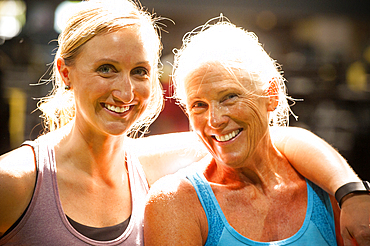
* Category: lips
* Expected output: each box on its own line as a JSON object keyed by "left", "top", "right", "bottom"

{"left": 104, "top": 103, "right": 130, "bottom": 113}
{"left": 214, "top": 129, "right": 241, "bottom": 142}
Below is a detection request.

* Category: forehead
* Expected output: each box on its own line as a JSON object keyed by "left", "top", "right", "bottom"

{"left": 185, "top": 63, "right": 256, "bottom": 94}
{"left": 77, "top": 26, "right": 155, "bottom": 64}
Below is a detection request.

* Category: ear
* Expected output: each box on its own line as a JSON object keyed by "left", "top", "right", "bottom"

{"left": 267, "top": 77, "right": 279, "bottom": 111}
{"left": 57, "top": 58, "right": 71, "bottom": 88}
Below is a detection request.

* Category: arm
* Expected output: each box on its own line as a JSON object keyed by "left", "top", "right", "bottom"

{"left": 131, "top": 132, "right": 208, "bottom": 186}
{"left": 135, "top": 127, "right": 359, "bottom": 190}
{"left": 138, "top": 127, "right": 369, "bottom": 244}
{"left": 0, "top": 146, "right": 36, "bottom": 236}
{"left": 144, "top": 175, "right": 207, "bottom": 245}
{"left": 271, "top": 126, "right": 370, "bottom": 246}
{"left": 270, "top": 126, "right": 360, "bottom": 194}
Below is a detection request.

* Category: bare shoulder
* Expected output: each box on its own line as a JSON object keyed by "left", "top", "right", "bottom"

{"left": 0, "top": 145, "right": 37, "bottom": 235}
{"left": 0, "top": 145, "right": 37, "bottom": 179}
{"left": 144, "top": 173, "right": 207, "bottom": 246}
{"left": 0, "top": 143, "right": 36, "bottom": 166}
{"left": 146, "top": 172, "right": 199, "bottom": 204}
{"left": 0, "top": 145, "right": 37, "bottom": 188}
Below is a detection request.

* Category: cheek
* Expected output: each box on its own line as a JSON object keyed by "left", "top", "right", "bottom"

{"left": 190, "top": 115, "right": 211, "bottom": 148}
{"left": 189, "top": 114, "right": 204, "bottom": 134}
{"left": 239, "top": 97, "right": 267, "bottom": 124}
{"left": 241, "top": 101, "right": 269, "bottom": 146}
{"left": 188, "top": 113, "right": 197, "bottom": 129}
{"left": 137, "top": 82, "right": 151, "bottom": 103}
{"left": 72, "top": 72, "right": 101, "bottom": 98}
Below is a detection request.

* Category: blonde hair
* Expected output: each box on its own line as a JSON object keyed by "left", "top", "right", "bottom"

{"left": 172, "top": 18, "right": 293, "bottom": 127}
{"left": 38, "top": 0, "right": 163, "bottom": 137}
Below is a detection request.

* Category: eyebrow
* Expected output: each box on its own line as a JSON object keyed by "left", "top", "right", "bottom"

{"left": 217, "top": 88, "right": 229, "bottom": 95}
{"left": 95, "top": 58, "right": 152, "bottom": 67}
{"left": 95, "top": 58, "right": 119, "bottom": 64}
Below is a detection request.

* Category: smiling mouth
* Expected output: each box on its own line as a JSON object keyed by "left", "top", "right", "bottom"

{"left": 104, "top": 103, "right": 130, "bottom": 113}
{"left": 214, "top": 129, "right": 241, "bottom": 142}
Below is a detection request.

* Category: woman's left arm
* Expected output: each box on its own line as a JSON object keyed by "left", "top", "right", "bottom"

{"left": 271, "top": 126, "right": 370, "bottom": 246}
{"left": 270, "top": 126, "right": 359, "bottom": 193}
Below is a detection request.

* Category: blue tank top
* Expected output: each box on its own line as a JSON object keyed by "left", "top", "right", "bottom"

{"left": 187, "top": 172, "right": 337, "bottom": 246}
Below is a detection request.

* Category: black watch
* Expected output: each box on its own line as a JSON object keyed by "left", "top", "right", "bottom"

{"left": 335, "top": 181, "right": 370, "bottom": 208}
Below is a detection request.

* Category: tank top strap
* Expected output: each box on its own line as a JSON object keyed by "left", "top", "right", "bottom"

{"left": 308, "top": 181, "right": 337, "bottom": 246}
{"left": 126, "top": 149, "right": 149, "bottom": 196}
{"left": 117, "top": 145, "right": 149, "bottom": 245}
{"left": 186, "top": 171, "right": 224, "bottom": 246}
{"left": 21, "top": 140, "right": 40, "bottom": 171}
{"left": 125, "top": 144, "right": 149, "bottom": 215}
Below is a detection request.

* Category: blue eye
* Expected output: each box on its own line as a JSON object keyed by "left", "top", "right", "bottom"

{"left": 193, "top": 102, "right": 207, "bottom": 108}
{"left": 222, "top": 93, "right": 238, "bottom": 103}
{"left": 132, "top": 67, "right": 149, "bottom": 77}
{"left": 97, "top": 64, "right": 116, "bottom": 75}
{"left": 227, "top": 94, "right": 237, "bottom": 99}
{"left": 190, "top": 101, "right": 208, "bottom": 114}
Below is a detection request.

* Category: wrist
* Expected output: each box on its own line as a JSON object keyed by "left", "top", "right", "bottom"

{"left": 335, "top": 181, "right": 370, "bottom": 208}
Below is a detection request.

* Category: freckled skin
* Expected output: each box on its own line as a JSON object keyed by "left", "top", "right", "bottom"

{"left": 185, "top": 62, "right": 270, "bottom": 168}
{"left": 145, "top": 61, "right": 312, "bottom": 244}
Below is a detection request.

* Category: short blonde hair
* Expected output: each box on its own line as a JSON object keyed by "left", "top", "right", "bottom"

{"left": 172, "top": 19, "right": 292, "bottom": 127}
{"left": 38, "top": 0, "right": 163, "bottom": 137}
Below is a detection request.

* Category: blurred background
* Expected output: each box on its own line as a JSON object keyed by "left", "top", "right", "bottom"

{"left": 0, "top": 0, "right": 369, "bottom": 179}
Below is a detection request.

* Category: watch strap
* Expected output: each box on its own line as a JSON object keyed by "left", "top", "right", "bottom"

{"left": 335, "top": 181, "right": 370, "bottom": 208}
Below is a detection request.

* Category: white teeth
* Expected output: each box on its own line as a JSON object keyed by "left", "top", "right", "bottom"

{"left": 105, "top": 104, "right": 129, "bottom": 113}
{"left": 215, "top": 129, "right": 240, "bottom": 142}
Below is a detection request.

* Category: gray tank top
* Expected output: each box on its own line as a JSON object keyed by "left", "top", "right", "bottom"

{"left": 0, "top": 137, "right": 149, "bottom": 245}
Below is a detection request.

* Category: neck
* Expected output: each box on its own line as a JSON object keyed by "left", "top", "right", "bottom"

{"left": 206, "top": 129, "right": 293, "bottom": 190}
{"left": 55, "top": 123, "right": 128, "bottom": 179}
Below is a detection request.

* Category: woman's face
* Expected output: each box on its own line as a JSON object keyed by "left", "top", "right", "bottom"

{"left": 60, "top": 27, "right": 154, "bottom": 136}
{"left": 185, "top": 63, "right": 270, "bottom": 168}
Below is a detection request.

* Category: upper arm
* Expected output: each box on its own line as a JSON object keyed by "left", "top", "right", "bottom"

{"left": 0, "top": 146, "right": 37, "bottom": 235}
{"left": 131, "top": 132, "right": 208, "bottom": 186}
{"left": 271, "top": 126, "right": 360, "bottom": 194}
{"left": 144, "top": 176, "right": 207, "bottom": 246}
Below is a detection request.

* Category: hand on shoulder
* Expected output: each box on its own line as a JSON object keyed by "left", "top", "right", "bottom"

{"left": 0, "top": 145, "right": 37, "bottom": 236}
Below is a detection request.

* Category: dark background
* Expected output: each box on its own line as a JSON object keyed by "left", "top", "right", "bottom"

{"left": 0, "top": 0, "right": 369, "bottom": 179}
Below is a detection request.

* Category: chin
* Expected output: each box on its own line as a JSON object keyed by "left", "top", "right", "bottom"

{"left": 103, "top": 123, "right": 132, "bottom": 136}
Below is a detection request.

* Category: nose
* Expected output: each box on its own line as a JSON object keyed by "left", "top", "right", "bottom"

{"left": 208, "top": 104, "right": 228, "bottom": 129}
{"left": 112, "top": 75, "right": 134, "bottom": 103}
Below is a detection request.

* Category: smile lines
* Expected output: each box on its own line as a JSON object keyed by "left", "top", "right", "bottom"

{"left": 104, "top": 103, "right": 130, "bottom": 113}
{"left": 214, "top": 129, "right": 241, "bottom": 142}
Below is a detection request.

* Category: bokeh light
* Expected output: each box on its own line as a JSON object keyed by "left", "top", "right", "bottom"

{"left": 0, "top": 0, "right": 26, "bottom": 40}
{"left": 54, "top": 1, "right": 80, "bottom": 33}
